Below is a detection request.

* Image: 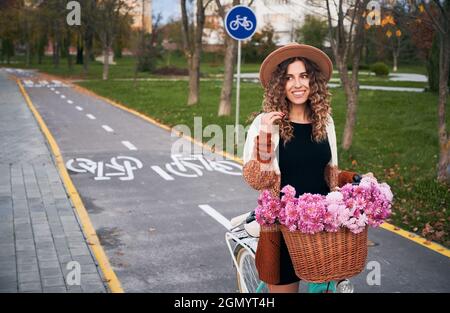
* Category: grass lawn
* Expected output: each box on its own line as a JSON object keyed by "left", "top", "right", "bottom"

{"left": 77, "top": 78, "right": 450, "bottom": 247}
{"left": 0, "top": 53, "right": 263, "bottom": 79}
{"left": 2, "top": 53, "right": 428, "bottom": 87}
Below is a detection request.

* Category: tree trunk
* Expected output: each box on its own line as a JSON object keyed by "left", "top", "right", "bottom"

{"left": 216, "top": 0, "right": 240, "bottom": 116}
{"left": 337, "top": 58, "right": 359, "bottom": 150}
{"left": 437, "top": 32, "right": 449, "bottom": 183}
{"left": 103, "top": 45, "right": 110, "bottom": 80}
{"left": 218, "top": 37, "right": 237, "bottom": 116}
{"left": 25, "top": 42, "right": 31, "bottom": 67}
{"left": 181, "top": 0, "right": 207, "bottom": 106}
{"left": 66, "top": 30, "right": 73, "bottom": 70}
{"left": 76, "top": 35, "right": 83, "bottom": 65}
{"left": 393, "top": 51, "right": 398, "bottom": 72}
{"left": 52, "top": 40, "right": 59, "bottom": 68}
{"left": 187, "top": 50, "right": 200, "bottom": 105}
{"left": 53, "top": 21, "right": 60, "bottom": 68}
{"left": 83, "top": 31, "right": 92, "bottom": 75}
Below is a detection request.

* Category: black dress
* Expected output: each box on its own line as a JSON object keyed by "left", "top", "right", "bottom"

{"left": 276, "top": 121, "right": 331, "bottom": 285}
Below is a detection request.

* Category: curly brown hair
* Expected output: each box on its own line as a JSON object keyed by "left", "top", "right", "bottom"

{"left": 253, "top": 56, "right": 331, "bottom": 145}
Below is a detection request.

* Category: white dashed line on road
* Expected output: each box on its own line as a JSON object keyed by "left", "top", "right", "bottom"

{"left": 199, "top": 204, "right": 231, "bottom": 230}
{"left": 50, "top": 87, "right": 55, "bottom": 91}
{"left": 55, "top": 90, "right": 60, "bottom": 95}
{"left": 102, "top": 125, "right": 114, "bottom": 132}
{"left": 86, "top": 114, "right": 96, "bottom": 120}
{"left": 151, "top": 166, "right": 175, "bottom": 181}
{"left": 60, "top": 95, "right": 66, "bottom": 99}
{"left": 76, "top": 106, "right": 83, "bottom": 111}
{"left": 67, "top": 100, "right": 73, "bottom": 104}
{"left": 121, "top": 141, "right": 137, "bottom": 151}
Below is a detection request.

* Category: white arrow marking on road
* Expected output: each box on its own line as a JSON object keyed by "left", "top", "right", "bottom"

{"left": 76, "top": 106, "right": 83, "bottom": 111}
{"left": 199, "top": 204, "right": 232, "bottom": 230}
{"left": 151, "top": 165, "right": 175, "bottom": 181}
{"left": 122, "top": 141, "right": 137, "bottom": 151}
{"left": 86, "top": 114, "right": 96, "bottom": 120}
{"left": 60, "top": 95, "right": 66, "bottom": 99}
{"left": 67, "top": 100, "right": 73, "bottom": 104}
{"left": 102, "top": 125, "right": 114, "bottom": 132}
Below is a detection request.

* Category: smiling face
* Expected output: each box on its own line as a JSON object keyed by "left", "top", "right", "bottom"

{"left": 284, "top": 60, "right": 310, "bottom": 105}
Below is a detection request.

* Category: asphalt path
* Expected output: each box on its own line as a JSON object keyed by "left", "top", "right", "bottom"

{"left": 6, "top": 68, "right": 449, "bottom": 293}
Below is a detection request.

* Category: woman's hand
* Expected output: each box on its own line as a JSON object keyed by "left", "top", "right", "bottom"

{"left": 261, "top": 111, "right": 284, "bottom": 133}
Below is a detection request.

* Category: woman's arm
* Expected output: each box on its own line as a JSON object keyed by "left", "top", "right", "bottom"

{"left": 242, "top": 132, "right": 278, "bottom": 191}
{"left": 324, "top": 164, "right": 359, "bottom": 190}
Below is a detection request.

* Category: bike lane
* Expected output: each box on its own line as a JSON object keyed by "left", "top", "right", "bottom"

{"left": 11, "top": 72, "right": 254, "bottom": 292}
{"left": 10, "top": 70, "right": 450, "bottom": 293}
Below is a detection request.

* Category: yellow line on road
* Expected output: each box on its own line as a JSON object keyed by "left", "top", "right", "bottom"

{"left": 380, "top": 222, "right": 450, "bottom": 258}
{"left": 17, "top": 79, "right": 124, "bottom": 293}
{"left": 66, "top": 80, "right": 450, "bottom": 259}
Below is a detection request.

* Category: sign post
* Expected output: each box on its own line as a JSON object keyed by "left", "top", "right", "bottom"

{"left": 224, "top": 5, "right": 257, "bottom": 145}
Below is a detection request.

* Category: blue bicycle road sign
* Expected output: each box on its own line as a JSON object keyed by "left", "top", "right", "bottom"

{"left": 224, "top": 5, "right": 257, "bottom": 41}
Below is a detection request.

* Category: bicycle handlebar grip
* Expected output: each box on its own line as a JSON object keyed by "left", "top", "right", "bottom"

{"left": 352, "top": 174, "right": 362, "bottom": 185}
{"left": 246, "top": 210, "right": 256, "bottom": 224}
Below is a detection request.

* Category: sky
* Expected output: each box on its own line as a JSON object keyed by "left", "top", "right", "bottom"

{"left": 153, "top": 0, "right": 180, "bottom": 24}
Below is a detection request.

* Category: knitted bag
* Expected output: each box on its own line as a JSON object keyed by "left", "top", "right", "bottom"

{"left": 255, "top": 224, "right": 281, "bottom": 285}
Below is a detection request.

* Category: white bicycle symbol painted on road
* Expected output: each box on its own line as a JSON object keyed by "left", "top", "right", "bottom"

{"left": 152, "top": 154, "right": 242, "bottom": 180}
{"left": 229, "top": 15, "right": 254, "bottom": 31}
{"left": 66, "top": 156, "right": 143, "bottom": 181}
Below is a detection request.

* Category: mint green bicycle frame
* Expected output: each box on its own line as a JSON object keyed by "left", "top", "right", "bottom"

{"left": 255, "top": 281, "right": 337, "bottom": 293}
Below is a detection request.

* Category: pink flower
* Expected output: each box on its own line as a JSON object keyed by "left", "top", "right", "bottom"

{"left": 326, "top": 191, "right": 344, "bottom": 203}
{"left": 255, "top": 190, "right": 281, "bottom": 226}
{"left": 281, "top": 185, "right": 296, "bottom": 198}
{"left": 259, "top": 179, "right": 393, "bottom": 234}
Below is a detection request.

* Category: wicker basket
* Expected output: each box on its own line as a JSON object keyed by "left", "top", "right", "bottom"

{"left": 281, "top": 225, "right": 368, "bottom": 283}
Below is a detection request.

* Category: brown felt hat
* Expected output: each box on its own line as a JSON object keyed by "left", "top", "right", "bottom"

{"left": 259, "top": 42, "right": 333, "bottom": 88}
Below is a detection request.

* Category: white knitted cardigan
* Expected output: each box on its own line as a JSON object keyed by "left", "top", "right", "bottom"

{"left": 243, "top": 113, "right": 338, "bottom": 174}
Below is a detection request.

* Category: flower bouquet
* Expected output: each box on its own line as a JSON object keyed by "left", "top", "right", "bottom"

{"left": 256, "top": 176, "right": 393, "bottom": 282}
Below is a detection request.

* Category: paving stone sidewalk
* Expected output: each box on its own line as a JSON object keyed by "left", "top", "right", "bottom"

{"left": 0, "top": 71, "right": 107, "bottom": 293}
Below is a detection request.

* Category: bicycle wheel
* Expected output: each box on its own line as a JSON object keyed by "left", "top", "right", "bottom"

{"left": 235, "top": 247, "right": 268, "bottom": 293}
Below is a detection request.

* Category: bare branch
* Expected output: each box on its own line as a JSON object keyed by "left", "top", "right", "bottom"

{"left": 344, "top": 0, "right": 360, "bottom": 62}
{"left": 214, "top": 0, "right": 226, "bottom": 19}
{"left": 423, "top": 1, "right": 446, "bottom": 35}
{"left": 180, "top": 0, "right": 191, "bottom": 53}
{"left": 326, "top": 0, "right": 337, "bottom": 56}
{"left": 432, "top": 0, "right": 446, "bottom": 17}
{"left": 203, "top": 0, "right": 214, "bottom": 10}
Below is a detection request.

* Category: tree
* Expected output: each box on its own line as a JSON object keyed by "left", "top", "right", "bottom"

{"left": 396, "top": 1, "right": 449, "bottom": 183}
{"left": 315, "top": 0, "right": 369, "bottom": 150}
{"left": 242, "top": 24, "right": 277, "bottom": 63}
{"left": 134, "top": 12, "right": 163, "bottom": 81}
{"left": 420, "top": 0, "right": 450, "bottom": 184}
{"left": 295, "top": 14, "right": 329, "bottom": 50}
{"left": 215, "top": 0, "right": 240, "bottom": 116}
{"left": 0, "top": 0, "right": 20, "bottom": 64}
{"left": 79, "top": 0, "right": 97, "bottom": 75}
{"left": 180, "top": 0, "right": 213, "bottom": 105}
{"left": 95, "top": 0, "right": 135, "bottom": 80}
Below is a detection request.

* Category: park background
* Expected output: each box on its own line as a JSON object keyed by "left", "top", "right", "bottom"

{"left": 0, "top": 0, "right": 449, "bottom": 248}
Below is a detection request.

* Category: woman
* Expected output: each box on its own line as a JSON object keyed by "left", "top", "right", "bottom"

{"left": 242, "top": 43, "right": 372, "bottom": 293}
